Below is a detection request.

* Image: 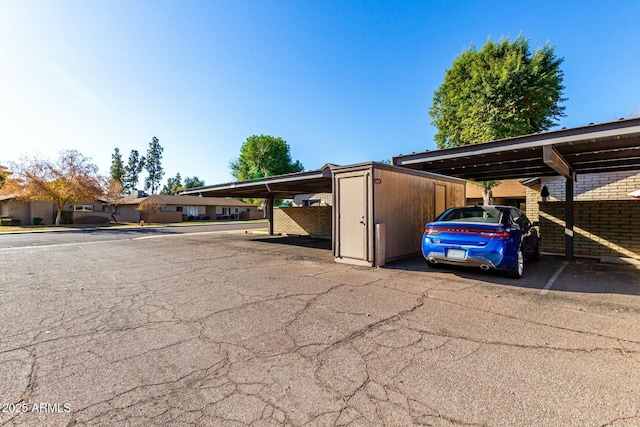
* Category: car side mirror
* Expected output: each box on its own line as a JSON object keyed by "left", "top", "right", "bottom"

{"left": 532, "top": 221, "right": 540, "bottom": 227}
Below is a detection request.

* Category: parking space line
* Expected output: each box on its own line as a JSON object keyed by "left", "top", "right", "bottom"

{"left": 132, "top": 230, "right": 243, "bottom": 240}
{"left": 541, "top": 261, "right": 569, "bottom": 295}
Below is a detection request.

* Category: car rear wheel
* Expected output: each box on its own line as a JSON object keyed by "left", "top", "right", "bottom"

{"left": 532, "top": 240, "right": 542, "bottom": 261}
{"left": 509, "top": 248, "right": 524, "bottom": 279}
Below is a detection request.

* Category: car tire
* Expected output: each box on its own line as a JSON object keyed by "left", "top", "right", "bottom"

{"left": 532, "top": 240, "right": 542, "bottom": 261}
{"left": 509, "top": 248, "right": 524, "bottom": 279}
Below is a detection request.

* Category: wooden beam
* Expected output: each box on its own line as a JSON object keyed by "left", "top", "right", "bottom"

{"left": 543, "top": 146, "right": 576, "bottom": 181}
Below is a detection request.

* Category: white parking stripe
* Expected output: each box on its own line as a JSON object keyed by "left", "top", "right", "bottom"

{"left": 132, "top": 230, "right": 246, "bottom": 240}
{"left": 541, "top": 261, "right": 569, "bottom": 295}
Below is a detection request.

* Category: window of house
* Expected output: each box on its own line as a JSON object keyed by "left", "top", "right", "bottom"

{"left": 303, "top": 199, "right": 321, "bottom": 206}
{"left": 73, "top": 205, "right": 94, "bottom": 212}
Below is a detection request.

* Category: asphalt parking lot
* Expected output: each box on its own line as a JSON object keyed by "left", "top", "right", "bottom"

{"left": 1, "top": 231, "right": 639, "bottom": 426}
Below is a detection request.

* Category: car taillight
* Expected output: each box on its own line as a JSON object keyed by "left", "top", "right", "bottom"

{"left": 424, "top": 227, "right": 508, "bottom": 238}
{"left": 478, "top": 230, "right": 509, "bottom": 238}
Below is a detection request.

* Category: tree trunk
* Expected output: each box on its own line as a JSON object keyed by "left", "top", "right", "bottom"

{"left": 55, "top": 205, "right": 63, "bottom": 225}
{"left": 482, "top": 188, "right": 494, "bottom": 206}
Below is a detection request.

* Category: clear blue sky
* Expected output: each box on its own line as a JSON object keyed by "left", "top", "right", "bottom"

{"left": 1, "top": 0, "right": 639, "bottom": 187}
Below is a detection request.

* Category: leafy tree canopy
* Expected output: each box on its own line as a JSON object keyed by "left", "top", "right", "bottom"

{"left": 183, "top": 176, "right": 205, "bottom": 189}
{"left": 3, "top": 150, "right": 105, "bottom": 225}
{"left": 429, "top": 35, "right": 566, "bottom": 204}
{"left": 230, "top": 135, "right": 303, "bottom": 181}
{"left": 160, "top": 174, "right": 205, "bottom": 195}
{"left": 429, "top": 35, "right": 566, "bottom": 149}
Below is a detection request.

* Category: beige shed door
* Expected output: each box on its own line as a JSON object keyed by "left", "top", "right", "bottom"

{"left": 338, "top": 175, "right": 367, "bottom": 260}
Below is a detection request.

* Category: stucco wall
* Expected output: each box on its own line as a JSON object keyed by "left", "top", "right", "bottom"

{"left": 142, "top": 211, "right": 183, "bottom": 223}
{"left": 1, "top": 200, "right": 30, "bottom": 224}
{"left": 240, "top": 210, "right": 264, "bottom": 220}
{"left": 539, "top": 200, "right": 640, "bottom": 260}
{"left": 274, "top": 206, "right": 331, "bottom": 237}
{"left": 0, "top": 200, "right": 55, "bottom": 225}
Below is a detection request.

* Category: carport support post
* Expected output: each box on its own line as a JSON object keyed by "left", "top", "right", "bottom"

{"left": 267, "top": 196, "right": 274, "bottom": 236}
{"left": 565, "top": 177, "right": 574, "bottom": 260}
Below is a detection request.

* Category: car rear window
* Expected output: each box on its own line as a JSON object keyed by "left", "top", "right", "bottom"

{"left": 438, "top": 207, "right": 503, "bottom": 224}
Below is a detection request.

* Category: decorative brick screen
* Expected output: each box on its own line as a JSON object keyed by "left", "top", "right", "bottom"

{"left": 539, "top": 201, "right": 640, "bottom": 260}
{"left": 273, "top": 207, "right": 332, "bottom": 238}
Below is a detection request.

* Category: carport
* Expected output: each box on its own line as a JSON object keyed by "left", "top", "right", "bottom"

{"left": 182, "top": 162, "right": 466, "bottom": 267}
{"left": 181, "top": 165, "right": 334, "bottom": 236}
{"left": 392, "top": 117, "right": 640, "bottom": 260}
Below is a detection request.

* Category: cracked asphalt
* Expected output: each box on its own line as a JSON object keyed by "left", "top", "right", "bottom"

{"left": 1, "top": 231, "right": 639, "bottom": 426}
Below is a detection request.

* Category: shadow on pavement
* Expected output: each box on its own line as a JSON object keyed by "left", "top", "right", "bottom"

{"left": 252, "top": 235, "right": 332, "bottom": 250}
{"left": 384, "top": 254, "right": 640, "bottom": 296}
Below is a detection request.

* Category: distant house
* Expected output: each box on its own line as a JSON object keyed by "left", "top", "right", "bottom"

{"left": 0, "top": 195, "right": 56, "bottom": 225}
{"left": 112, "top": 194, "right": 258, "bottom": 223}
{"left": 465, "top": 179, "right": 527, "bottom": 210}
{"left": 292, "top": 193, "right": 332, "bottom": 207}
{"left": 0, "top": 196, "right": 106, "bottom": 225}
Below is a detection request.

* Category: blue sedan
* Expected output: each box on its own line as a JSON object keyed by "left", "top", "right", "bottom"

{"left": 422, "top": 206, "right": 541, "bottom": 278}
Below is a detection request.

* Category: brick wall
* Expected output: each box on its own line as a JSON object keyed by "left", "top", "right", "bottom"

{"left": 539, "top": 200, "right": 640, "bottom": 260}
{"left": 526, "top": 171, "right": 640, "bottom": 221}
{"left": 545, "top": 171, "right": 640, "bottom": 201}
{"left": 274, "top": 206, "right": 332, "bottom": 237}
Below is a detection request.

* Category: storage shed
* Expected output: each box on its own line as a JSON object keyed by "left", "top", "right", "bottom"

{"left": 332, "top": 163, "right": 466, "bottom": 267}
{"left": 182, "top": 162, "right": 466, "bottom": 267}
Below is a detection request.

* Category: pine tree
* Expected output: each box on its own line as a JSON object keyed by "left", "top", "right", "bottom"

{"left": 144, "top": 137, "right": 164, "bottom": 195}
{"left": 110, "top": 148, "right": 125, "bottom": 185}
{"left": 122, "top": 150, "right": 145, "bottom": 195}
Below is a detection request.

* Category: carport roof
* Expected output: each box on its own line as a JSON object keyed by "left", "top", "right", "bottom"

{"left": 392, "top": 118, "right": 640, "bottom": 181}
{"left": 180, "top": 164, "right": 335, "bottom": 199}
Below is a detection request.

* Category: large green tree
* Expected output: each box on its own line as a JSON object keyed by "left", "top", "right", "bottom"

{"left": 144, "top": 137, "right": 164, "bottom": 194}
{"left": 230, "top": 135, "right": 303, "bottom": 181}
{"left": 122, "top": 150, "right": 145, "bottom": 194}
{"left": 110, "top": 148, "right": 125, "bottom": 186}
{"left": 429, "top": 35, "right": 566, "bottom": 203}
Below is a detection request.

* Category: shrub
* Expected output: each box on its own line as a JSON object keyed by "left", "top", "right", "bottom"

{"left": 541, "top": 185, "right": 550, "bottom": 198}
{"left": 32, "top": 217, "right": 43, "bottom": 225}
